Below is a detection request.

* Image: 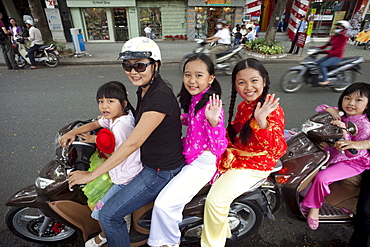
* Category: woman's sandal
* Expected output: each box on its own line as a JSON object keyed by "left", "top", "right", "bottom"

{"left": 85, "top": 233, "right": 107, "bottom": 247}
{"left": 307, "top": 216, "right": 319, "bottom": 230}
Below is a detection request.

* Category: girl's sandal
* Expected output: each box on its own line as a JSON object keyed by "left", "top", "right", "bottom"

{"left": 85, "top": 233, "right": 107, "bottom": 247}
{"left": 307, "top": 216, "right": 319, "bottom": 230}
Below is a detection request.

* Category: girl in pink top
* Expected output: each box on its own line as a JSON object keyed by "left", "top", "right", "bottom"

{"left": 59, "top": 81, "right": 142, "bottom": 246}
{"left": 147, "top": 54, "right": 227, "bottom": 247}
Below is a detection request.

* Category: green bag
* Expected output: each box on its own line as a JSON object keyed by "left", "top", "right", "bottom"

{"left": 82, "top": 151, "right": 113, "bottom": 208}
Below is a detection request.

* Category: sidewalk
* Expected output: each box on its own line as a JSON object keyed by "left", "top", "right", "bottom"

{"left": 1, "top": 39, "right": 368, "bottom": 66}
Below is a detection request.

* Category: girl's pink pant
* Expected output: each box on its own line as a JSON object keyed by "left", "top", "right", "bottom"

{"left": 302, "top": 161, "right": 362, "bottom": 209}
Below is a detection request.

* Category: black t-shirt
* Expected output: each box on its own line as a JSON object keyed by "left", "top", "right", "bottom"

{"left": 135, "top": 75, "right": 184, "bottom": 170}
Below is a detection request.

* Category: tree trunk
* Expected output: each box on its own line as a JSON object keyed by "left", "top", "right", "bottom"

{"left": 27, "top": 0, "right": 53, "bottom": 43}
{"left": 264, "top": 0, "right": 290, "bottom": 43}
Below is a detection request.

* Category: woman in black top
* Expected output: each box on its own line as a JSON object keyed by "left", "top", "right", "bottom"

{"left": 66, "top": 37, "right": 184, "bottom": 247}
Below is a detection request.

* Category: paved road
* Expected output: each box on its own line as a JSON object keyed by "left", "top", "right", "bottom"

{"left": 1, "top": 63, "right": 369, "bottom": 246}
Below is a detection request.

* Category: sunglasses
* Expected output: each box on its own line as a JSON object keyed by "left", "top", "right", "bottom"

{"left": 122, "top": 61, "right": 153, "bottom": 72}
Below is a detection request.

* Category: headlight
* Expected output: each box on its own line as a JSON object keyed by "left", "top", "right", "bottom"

{"left": 35, "top": 177, "right": 56, "bottom": 189}
{"left": 301, "top": 120, "right": 323, "bottom": 134}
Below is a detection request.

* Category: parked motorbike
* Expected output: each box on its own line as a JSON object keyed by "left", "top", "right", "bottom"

{"left": 179, "top": 39, "right": 245, "bottom": 75}
{"left": 5, "top": 120, "right": 282, "bottom": 246}
{"left": 280, "top": 48, "right": 363, "bottom": 93}
{"left": 14, "top": 36, "right": 59, "bottom": 68}
{"left": 274, "top": 112, "right": 361, "bottom": 225}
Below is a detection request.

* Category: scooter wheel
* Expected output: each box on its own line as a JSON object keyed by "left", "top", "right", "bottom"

{"left": 5, "top": 206, "right": 77, "bottom": 244}
{"left": 365, "top": 41, "right": 370, "bottom": 50}
{"left": 331, "top": 70, "right": 356, "bottom": 93}
{"left": 280, "top": 70, "right": 303, "bottom": 93}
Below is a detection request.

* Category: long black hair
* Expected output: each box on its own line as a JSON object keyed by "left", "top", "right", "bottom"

{"left": 337, "top": 82, "right": 370, "bottom": 120}
{"left": 96, "top": 81, "right": 136, "bottom": 117}
{"left": 228, "top": 58, "right": 271, "bottom": 145}
{"left": 178, "top": 54, "right": 222, "bottom": 115}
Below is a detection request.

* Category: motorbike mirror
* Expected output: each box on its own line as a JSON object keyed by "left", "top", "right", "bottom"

{"left": 347, "top": 121, "right": 358, "bottom": 136}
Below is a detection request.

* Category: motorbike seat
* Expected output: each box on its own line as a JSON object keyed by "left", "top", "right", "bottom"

{"left": 327, "top": 57, "right": 359, "bottom": 70}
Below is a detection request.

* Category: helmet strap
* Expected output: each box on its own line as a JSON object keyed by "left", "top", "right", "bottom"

{"left": 140, "top": 62, "right": 159, "bottom": 88}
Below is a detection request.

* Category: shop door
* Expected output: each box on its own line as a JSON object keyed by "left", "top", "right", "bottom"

{"left": 113, "top": 8, "right": 129, "bottom": 41}
{"left": 196, "top": 7, "right": 235, "bottom": 37}
{"left": 139, "top": 7, "right": 162, "bottom": 39}
{"left": 83, "top": 8, "right": 113, "bottom": 41}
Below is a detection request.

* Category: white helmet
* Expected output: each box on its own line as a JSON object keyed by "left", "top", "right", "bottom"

{"left": 25, "top": 19, "right": 34, "bottom": 26}
{"left": 335, "top": 20, "right": 350, "bottom": 29}
{"left": 118, "top": 37, "right": 161, "bottom": 62}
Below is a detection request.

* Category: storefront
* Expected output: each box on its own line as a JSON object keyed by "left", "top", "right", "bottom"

{"left": 187, "top": 0, "right": 245, "bottom": 40}
{"left": 66, "top": 0, "right": 139, "bottom": 42}
{"left": 137, "top": 0, "right": 187, "bottom": 40}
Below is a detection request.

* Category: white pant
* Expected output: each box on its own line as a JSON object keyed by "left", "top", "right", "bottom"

{"left": 147, "top": 151, "right": 217, "bottom": 246}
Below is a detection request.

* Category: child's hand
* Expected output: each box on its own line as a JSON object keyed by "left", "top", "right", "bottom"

{"left": 254, "top": 94, "right": 280, "bottom": 129}
{"left": 205, "top": 94, "right": 222, "bottom": 127}
{"left": 330, "top": 120, "right": 347, "bottom": 136}
{"left": 59, "top": 132, "right": 76, "bottom": 148}
{"left": 77, "top": 133, "right": 97, "bottom": 144}
{"left": 326, "top": 107, "right": 341, "bottom": 120}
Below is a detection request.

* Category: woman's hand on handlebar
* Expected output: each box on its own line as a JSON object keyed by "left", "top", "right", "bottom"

{"left": 68, "top": 170, "right": 94, "bottom": 189}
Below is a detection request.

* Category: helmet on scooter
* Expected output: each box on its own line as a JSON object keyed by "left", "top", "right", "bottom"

{"left": 25, "top": 19, "right": 33, "bottom": 26}
{"left": 118, "top": 37, "right": 161, "bottom": 63}
{"left": 335, "top": 20, "right": 350, "bottom": 30}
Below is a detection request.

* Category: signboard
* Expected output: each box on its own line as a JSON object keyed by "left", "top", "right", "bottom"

{"left": 296, "top": 33, "right": 307, "bottom": 48}
{"left": 45, "top": 9, "right": 63, "bottom": 31}
{"left": 45, "top": 0, "right": 57, "bottom": 8}
{"left": 205, "top": 0, "right": 231, "bottom": 5}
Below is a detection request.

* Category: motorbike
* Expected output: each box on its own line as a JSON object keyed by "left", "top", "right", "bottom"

{"left": 5, "top": 119, "right": 282, "bottom": 246}
{"left": 273, "top": 112, "right": 361, "bottom": 225}
{"left": 13, "top": 36, "right": 59, "bottom": 68}
{"left": 280, "top": 48, "right": 363, "bottom": 93}
{"left": 179, "top": 39, "right": 245, "bottom": 75}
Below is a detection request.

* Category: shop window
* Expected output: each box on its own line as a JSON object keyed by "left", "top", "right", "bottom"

{"left": 140, "top": 7, "right": 162, "bottom": 39}
{"left": 83, "top": 8, "right": 110, "bottom": 40}
{"left": 195, "top": 7, "right": 235, "bottom": 37}
{"left": 114, "top": 8, "right": 128, "bottom": 41}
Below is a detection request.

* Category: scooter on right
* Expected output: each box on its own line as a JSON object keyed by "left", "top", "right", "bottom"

{"left": 274, "top": 112, "right": 361, "bottom": 225}
{"left": 280, "top": 48, "right": 363, "bottom": 93}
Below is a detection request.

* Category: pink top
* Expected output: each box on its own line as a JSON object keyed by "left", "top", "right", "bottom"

{"left": 181, "top": 88, "right": 227, "bottom": 165}
{"left": 316, "top": 104, "right": 370, "bottom": 173}
{"left": 98, "top": 111, "right": 143, "bottom": 184}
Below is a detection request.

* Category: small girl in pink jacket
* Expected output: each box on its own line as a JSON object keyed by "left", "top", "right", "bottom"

{"left": 302, "top": 82, "right": 370, "bottom": 230}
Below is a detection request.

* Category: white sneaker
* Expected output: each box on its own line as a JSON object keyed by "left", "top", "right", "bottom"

{"left": 85, "top": 233, "right": 107, "bottom": 247}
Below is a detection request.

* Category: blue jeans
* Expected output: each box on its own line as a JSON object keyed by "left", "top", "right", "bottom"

{"left": 27, "top": 44, "right": 42, "bottom": 66}
{"left": 99, "top": 164, "right": 183, "bottom": 247}
{"left": 91, "top": 183, "right": 125, "bottom": 220}
{"left": 316, "top": 56, "right": 342, "bottom": 82}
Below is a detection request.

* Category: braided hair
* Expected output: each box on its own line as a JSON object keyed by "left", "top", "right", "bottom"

{"left": 96, "top": 81, "right": 136, "bottom": 117}
{"left": 178, "top": 54, "right": 222, "bottom": 115}
{"left": 228, "top": 58, "right": 271, "bottom": 145}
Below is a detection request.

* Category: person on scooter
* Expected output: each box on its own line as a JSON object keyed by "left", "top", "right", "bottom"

{"left": 0, "top": 12, "right": 19, "bottom": 70}
{"left": 316, "top": 20, "right": 350, "bottom": 86}
{"left": 201, "top": 58, "right": 287, "bottom": 247}
{"left": 205, "top": 18, "right": 231, "bottom": 69}
{"left": 24, "top": 19, "right": 43, "bottom": 70}
{"left": 335, "top": 139, "right": 370, "bottom": 246}
{"left": 59, "top": 81, "right": 143, "bottom": 247}
{"left": 67, "top": 37, "right": 184, "bottom": 247}
{"left": 301, "top": 82, "right": 370, "bottom": 230}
